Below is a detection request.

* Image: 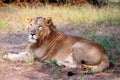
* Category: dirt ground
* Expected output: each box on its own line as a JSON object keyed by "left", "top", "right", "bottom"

{"left": 0, "top": 23, "right": 120, "bottom": 80}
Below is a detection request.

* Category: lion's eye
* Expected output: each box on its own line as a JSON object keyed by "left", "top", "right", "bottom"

{"left": 38, "top": 26, "right": 42, "bottom": 30}
{"left": 29, "top": 24, "right": 33, "bottom": 28}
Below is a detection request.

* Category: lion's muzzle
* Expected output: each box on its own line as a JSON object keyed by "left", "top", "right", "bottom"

{"left": 28, "top": 33, "right": 37, "bottom": 43}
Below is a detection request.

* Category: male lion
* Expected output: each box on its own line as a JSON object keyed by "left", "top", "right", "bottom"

{"left": 4, "top": 17, "right": 109, "bottom": 73}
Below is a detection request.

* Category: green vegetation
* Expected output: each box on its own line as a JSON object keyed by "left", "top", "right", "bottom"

{"left": 79, "top": 76, "right": 85, "bottom": 80}
{"left": 45, "top": 60, "right": 63, "bottom": 77}
{"left": 85, "top": 68, "right": 93, "bottom": 73}
{"left": 0, "top": 19, "right": 11, "bottom": 30}
{"left": 45, "top": 60, "right": 57, "bottom": 66}
{"left": 27, "top": 60, "right": 38, "bottom": 66}
{"left": 54, "top": 65, "right": 63, "bottom": 77}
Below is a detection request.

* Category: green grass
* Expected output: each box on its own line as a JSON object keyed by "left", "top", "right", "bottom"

{"left": 0, "top": 3, "right": 120, "bottom": 31}
{"left": 44, "top": 60, "right": 63, "bottom": 77}
{"left": 0, "top": 19, "right": 11, "bottom": 30}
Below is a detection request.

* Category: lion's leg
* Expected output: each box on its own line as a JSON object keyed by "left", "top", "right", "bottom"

{"left": 72, "top": 47, "right": 87, "bottom": 65}
{"left": 56, "top": 47, "right": 84, "bottom": 69}
{"left": 3, "top": 52, "right": 34, "bottom": 62}
{"left": 57, "top": 61, "right": 77, "bottom": 68}
{"left": 72, "top": 46, "right": 109, "bottom": 73}
{"left": 57, "top": 53, "right": 78, "bottom": 68}
{"left": 81, "top": 55, "right": 109, "bottom": 73}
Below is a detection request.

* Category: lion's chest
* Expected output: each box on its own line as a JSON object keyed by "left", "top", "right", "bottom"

{"left": 31, "top": 39, "right": 74, "bottom": 61}
{"left": 34, "top": 47, "right": 46, "bottom": 57}
{"left": 29, "top": 42, "right": 49, "bottom": 59}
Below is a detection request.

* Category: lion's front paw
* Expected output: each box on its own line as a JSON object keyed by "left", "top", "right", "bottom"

{"left": 3, "top": 53, "right": 18, "bottom": 61}
{"left": 3, "top": 52, "right": 30, "bottom": 62}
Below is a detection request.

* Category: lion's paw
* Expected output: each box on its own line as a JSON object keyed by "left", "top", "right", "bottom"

{"left": 3, "top": 52, "right": 29, "bottom": 62}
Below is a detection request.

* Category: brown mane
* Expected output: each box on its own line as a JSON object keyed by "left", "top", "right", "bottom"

{"left": 37, "top": 21, "right": 56, "bottom": 42}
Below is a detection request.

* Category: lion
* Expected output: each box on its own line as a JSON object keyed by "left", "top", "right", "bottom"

{"left": 4, "top": 17, "right": 109, "bottom": 73}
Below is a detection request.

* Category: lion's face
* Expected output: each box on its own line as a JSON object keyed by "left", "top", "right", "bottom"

{"left": 26, "top": 17, "right": 52, "bottom": 43}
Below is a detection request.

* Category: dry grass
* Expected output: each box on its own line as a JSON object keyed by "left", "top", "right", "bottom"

{"left": 0, "top": 3, "right": 120, "bottom": 30}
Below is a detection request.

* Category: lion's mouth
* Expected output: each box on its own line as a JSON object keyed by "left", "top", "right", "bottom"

{"left": 28, "top": 34, "right": 37, "bottom": 43}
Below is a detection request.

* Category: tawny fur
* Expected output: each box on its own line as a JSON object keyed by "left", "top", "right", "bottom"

{"left": 4, "top": 17, "right": 109, "bottom": 73}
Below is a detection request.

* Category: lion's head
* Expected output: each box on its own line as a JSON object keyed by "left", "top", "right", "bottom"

{"left": 26, "top": 17, "right": 56, "bottom": 43}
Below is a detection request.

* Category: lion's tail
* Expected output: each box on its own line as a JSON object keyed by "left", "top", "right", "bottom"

{"left": 86, "top": 55, "right": 109, "bottom": 73}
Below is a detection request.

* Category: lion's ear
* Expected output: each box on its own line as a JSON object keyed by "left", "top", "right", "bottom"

{"left": 44, "top": 17, "right": 52, "bottom": 27}
{"left": 26, "top": 17, "right": 32, "bottom": 24}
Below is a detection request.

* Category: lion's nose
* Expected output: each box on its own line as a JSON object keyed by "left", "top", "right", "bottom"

{"left": 30, "top": 33, "right": 35, "bottom": 36}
